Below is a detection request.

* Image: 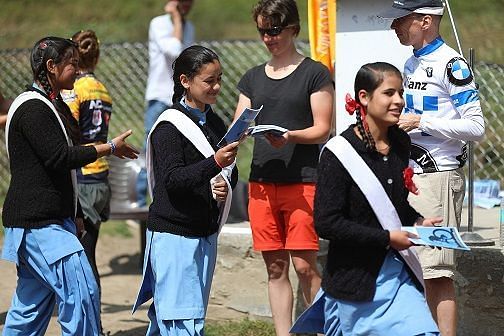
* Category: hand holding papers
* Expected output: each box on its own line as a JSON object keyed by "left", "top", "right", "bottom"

{"left": 218, "top": 105, "right": 263, "bottom": 147}
{"left": 247, "top": 124, "right": 288, "bottom": 138}
{"left": 402, "top": 226, "right": 470, "bottom": 251}
{"left": 215, "top": 141, "right": 239, "bottom": 168}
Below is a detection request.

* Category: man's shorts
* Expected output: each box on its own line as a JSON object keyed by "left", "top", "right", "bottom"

{"left": 408, "top": 168, "right": 465, "bottom": 279}
{"left": 248, "top": 182, "right": 319, "bottom": 251}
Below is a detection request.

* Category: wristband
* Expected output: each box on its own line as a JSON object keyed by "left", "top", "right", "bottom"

{"left": 107, "top": 140, "right": 116, "bottom": 154}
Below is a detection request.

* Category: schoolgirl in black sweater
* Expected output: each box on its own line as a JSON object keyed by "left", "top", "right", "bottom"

{"left": 292, "top": 63, "right": 442, "bottom": 335}
{"left": 2, "top": 36, "right": 138, "bottom": 335}
{"left": 133, "top": 46, "right": 239, "bottom": 334}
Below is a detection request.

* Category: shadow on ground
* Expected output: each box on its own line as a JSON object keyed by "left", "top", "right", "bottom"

{"left": 102, "top": 302, "right": 140, "bottom": 315}
{"left": 109, "top": 324, "right": 148, "bottom": 336}
{"left": 101, "top": 253, "right": 142, "bottom": 278}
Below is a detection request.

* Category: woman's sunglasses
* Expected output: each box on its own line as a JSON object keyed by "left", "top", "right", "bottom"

{"left": 257, "top": 26, "right": 290, "bottom": 37}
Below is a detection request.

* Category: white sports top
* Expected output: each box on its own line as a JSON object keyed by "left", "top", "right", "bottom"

{"left": 403, "top": 37, "right": 484, "bottom": 173}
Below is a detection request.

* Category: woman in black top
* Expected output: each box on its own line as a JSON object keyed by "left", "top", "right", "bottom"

{"left": 234, "top": 1, "right": 333, "bottom": 334}
{"left": 1, "top": 36, "right": 138, "bottom": 335}
{"left": 293, "top": 63, "right": 442, "bottom": 335}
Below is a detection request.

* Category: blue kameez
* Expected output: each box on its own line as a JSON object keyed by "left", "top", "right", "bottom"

{"left": 292, "top": 251, "right": 440, "bottom": 336}
{"left": 133, "top": 229, "right": 218, "bottom": 336}
{"left": 1, "top": 218, "right": 100, "bottom": 336}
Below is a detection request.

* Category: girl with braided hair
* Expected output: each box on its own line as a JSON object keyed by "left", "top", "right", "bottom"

{"left": 2, "top": 36, "right": 138, "bottom": 335}
{"left": 291, "top": 62, "right": 442, "bottom": 335}
{"left": 133, "top": 45, "right": 239, "bottom": 335}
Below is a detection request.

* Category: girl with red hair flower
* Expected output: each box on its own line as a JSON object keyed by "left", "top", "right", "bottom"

{"left": 292, "top": 62, "right": 442, "bottom": 335}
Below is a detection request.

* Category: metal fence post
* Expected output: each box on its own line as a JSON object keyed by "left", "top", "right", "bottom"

{"left": 460, "top": 48, "right": 494, "bottom": 246}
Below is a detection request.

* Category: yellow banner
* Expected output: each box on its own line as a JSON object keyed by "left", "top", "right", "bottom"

{"left": 308, "top": 0, "right": 336, "bottom": 76}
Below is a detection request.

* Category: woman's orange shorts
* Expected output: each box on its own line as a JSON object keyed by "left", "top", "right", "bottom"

{"left": 248, "top": 182, "right": 319, "bottom": 251}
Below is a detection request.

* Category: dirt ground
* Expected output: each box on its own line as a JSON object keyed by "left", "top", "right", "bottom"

{"left": 0, "top": 222, "right": 273, "bottom": 336}
{"left": 1, "top": 206, "right": 500, "bottom": 335}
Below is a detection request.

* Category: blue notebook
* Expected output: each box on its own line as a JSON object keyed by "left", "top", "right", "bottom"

{"left": 218, "top": 105, "right": 263, "bottom": 147}
{"left": 402, "top": 226, "right": 470, "bottom": 251}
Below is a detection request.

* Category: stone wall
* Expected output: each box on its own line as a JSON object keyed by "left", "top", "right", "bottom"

{"left": 210, "top": 231, "right": 504, "bottom": 335}
{"left": 456, "top": 247, "right": 504, "bottom": 336}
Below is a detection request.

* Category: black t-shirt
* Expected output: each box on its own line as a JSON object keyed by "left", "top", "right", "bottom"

{"left": 237, "top": 58, "right": 332, "bottom": 183}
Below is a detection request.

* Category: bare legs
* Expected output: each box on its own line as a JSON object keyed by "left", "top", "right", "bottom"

{"left": 425, "top": 277, "right": 457, "bottom": 336}
{"left": 262, "top": 249, "right": 321, "bottom": 336}
{"left": 263, "top": 250, "right": 293, "bottom": 336}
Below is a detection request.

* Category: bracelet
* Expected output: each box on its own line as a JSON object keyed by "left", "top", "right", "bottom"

{"left": 107, "top": 140, "right": 116, "bottom": 154}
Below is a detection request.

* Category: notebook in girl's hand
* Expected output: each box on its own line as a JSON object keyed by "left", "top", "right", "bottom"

{"left": 402, "top": 226, "right": 470, "bottom": 251}
{"left": 218, "top": 105, "right": 263, "bottom": 147}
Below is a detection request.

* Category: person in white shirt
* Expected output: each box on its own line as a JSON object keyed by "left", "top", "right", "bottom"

{"left": 137, "top": 0, "right": 195, "bottom": 207}
{"left": 378, "top": 1, "right": 485, "bottom": 335}
{"left": 0, "top": 90, "right": 13, "bottom": 128}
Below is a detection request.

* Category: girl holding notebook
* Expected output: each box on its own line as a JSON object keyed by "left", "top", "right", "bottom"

{"left": 292, "top": 62, "right": 442, "bottom": 335}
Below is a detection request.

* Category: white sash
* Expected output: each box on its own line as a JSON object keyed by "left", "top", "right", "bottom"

{"left": 5, "top": 91, "right": 79, "bottom": 217}
{"left": 146, "top": 108, "right": 233, "bottom": 231}
{"left": 324, "top": 136, "right": 424, "bottom": 287}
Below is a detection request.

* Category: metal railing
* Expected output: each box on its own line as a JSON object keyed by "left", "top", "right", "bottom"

{"left": 0, "top": 41, "right": 502, "bottom": 197}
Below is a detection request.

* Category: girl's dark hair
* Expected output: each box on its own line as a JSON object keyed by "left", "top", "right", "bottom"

{"left": 71, "top": 30, "right": 100, "bottom": 71}
{"left": 30, "top": 36, "right": 80, "bottom": 143}
{"left": 172, "top": 45, "right": 220, "bottom": 105}
{"left": 354, "top": 62, "right": 403, "bottom": 152}
{"left": 253, "top": 0, "right": 300, "bottom": 36}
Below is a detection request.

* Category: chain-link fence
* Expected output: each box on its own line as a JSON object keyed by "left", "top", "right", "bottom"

{"left": 0, "top": 41, "right": 502, "bottom": 197}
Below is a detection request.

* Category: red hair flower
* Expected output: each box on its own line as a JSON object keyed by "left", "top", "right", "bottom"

{"left": 345, "top": 93, "right": 360, "bottom": 115}
{"left": 345, "top": 93, "right": 369, "bottom": 132}
{"left": 403, "top": 166, "right": 419, "bottom": 195}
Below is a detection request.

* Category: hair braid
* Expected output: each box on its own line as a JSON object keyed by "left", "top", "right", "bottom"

{"left": 30, "top": 36, "right": 80, "bottom": 144}
{"left": 355, "top": 109, "right": 375, "bottom": 151}
{"left": 365, "top": 124, "right": 376, "bottom": 150}
{"left": 37, "top": 69, "right": 55, "bottom": 100}
{"left": 172, "top": 80, "right": 186, "bottom": 105}
{"left": 39, "top": 69, "right": 80, "bottom": 143}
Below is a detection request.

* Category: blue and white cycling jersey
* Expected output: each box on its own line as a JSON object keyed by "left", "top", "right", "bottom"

{"left": 403, "top": 37, "right": 484, "bottom": 173}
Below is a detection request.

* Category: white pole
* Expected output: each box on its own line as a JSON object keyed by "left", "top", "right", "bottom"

{"left": 444, "top": 0, "right": 464, "bottom": 57}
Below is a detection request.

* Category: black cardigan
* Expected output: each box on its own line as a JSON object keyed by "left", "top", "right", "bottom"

{"left": 2, "top": 88, "right": 97, "bottom": 228}
{"left": 315, "top": 125, "right": 422, "bottom": 302}
{"left": 147, "top": 102, "right": 238, "bottom": 237}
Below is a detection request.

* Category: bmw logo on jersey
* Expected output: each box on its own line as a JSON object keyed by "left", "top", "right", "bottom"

{"left": 446, "top": 57, "right": 473, "bottom": 86}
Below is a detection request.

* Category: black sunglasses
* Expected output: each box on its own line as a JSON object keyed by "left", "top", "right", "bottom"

{"left": 257, "top": 26, "right": 289, "bottom": 37}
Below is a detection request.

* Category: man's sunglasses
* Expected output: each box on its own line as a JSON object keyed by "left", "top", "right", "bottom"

{"left": 257, "top": 26, "right": 290, "bottom": 37}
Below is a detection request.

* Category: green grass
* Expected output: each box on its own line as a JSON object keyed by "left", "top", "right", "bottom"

{"left": 100, "top": 220, "right": 133, "bottom": 238}
{"left": 0, "top": 0, "right": 501, "bottom": 63}
{"left": 439, "top": 2, "right": 503, "bottom": 63}
{"left": 0, "top": 0, "right": 308, "bottom": 48}
{"left": 236, "top": 137, "right": 254, "bottom": 182}
{"left": 205, "top": 319, "right": 276, "bottom": 336}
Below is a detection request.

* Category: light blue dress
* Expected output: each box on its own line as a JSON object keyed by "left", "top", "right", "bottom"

{"left": 2, "top": 218, "right": 100, "bottom": 336}
{"left": 133, "top": 229, "right": 218, "bottom": 336}
{"left": 291, "top": 251, "right": 440, "bottom": 336}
